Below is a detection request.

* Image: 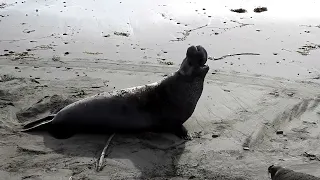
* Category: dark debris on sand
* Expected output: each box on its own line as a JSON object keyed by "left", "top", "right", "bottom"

{"left": 114, "top": 31, "right": 130, "bottom": 37}
{"left": 230, "top": 8, "right": 247, "bottom": 13}
{"left": 0, "top": 3, "right": 7, "bottom": 8}
{"left": 254, "top": 7, "right": 268, "bottom": 13}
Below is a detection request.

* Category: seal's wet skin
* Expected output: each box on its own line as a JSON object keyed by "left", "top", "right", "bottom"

{"left": 268, "top": 165, "right": 320, "bottom": 180}
{"left": 21, "top": 45, "right": 209, "bottom": 140}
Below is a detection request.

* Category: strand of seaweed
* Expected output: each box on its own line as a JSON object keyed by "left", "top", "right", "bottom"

{"left": 209, "top": 53, "right": 260, "bottom": 61}
{"left": 207, "top": 20, "right": 253, "bottom": 35}
{"left": 170, "top": 24, "right": 208, "bottom": 42}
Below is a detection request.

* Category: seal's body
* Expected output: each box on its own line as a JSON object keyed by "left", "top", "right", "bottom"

{"left": 21, "top": 45, "right": 209, "bottom": 139}
{"left": 268, "top": 165, "right": 320, "bottom": 180}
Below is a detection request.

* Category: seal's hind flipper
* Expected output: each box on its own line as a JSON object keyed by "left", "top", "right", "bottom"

{"left": 20, "top": 114, "right": 55, "bottom": 132}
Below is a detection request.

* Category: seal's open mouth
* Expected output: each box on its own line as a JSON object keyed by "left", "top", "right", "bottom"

{"left": 194, "top": 45, "right": 209, "bottom": 71}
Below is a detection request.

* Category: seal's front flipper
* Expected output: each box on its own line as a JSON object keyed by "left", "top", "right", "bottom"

{"left": 173, "top": 125, "right": 192, "bottom": 140}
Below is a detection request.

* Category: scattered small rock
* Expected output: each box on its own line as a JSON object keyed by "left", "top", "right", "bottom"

{"left": 103, "top": 34, "right": 110, "bottom": 38}
{"left": 35, "top": 9, "right": 38, "bottom": 12}
{"left": 64, "top": 52, "right": 69, "bottom": 55}
{"left": 243, "top": 147, "right": 250, "bottom": 151}
{"left": 276, "top": 130, "right": 283, "bottom": 135}
{"left": 30, "top": 79, "right": 40, "bottom": 84}
{"left": 212, "top": 133, "right": 219, "bottom": 138}
{"left": 287, "top": 92, "right": 294, "bottom": 97}
{"left": 254, "top": 6, "right": 268, "bottom": 13}
{"left": 63, "top": 33, "right": 67, "bottom": 35}
{"left": 230, "top": 8, "right": 247, "bottom": 13}
{"left": 269, "top": 91, "right": 279, "bottom": 97}
{"left": 52, "top": 55, "right": 61, "bottom": 61}
{"left": 114, "top": 31, "right": 130, "bottom": 37}
{"left": 296, "top": 43, "right": 320, "bottom": 56}
{"left": 14, "top": 67, "right": 19, "bottom": 69}
{"left": 273, "top": 53, "right": 278, "bottom": 55}
{"left": 23, "top": 29, "right": 35, "bottom": 33}
{"left": 303, "top": 152, "right": 318, "bottom": 161}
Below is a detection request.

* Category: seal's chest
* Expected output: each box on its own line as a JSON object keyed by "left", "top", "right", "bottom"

{"left": 177, "top": 80, "right": 204, "bottom": 114}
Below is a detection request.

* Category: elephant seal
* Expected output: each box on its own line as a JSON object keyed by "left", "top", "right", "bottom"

{"left": 268, "top": 165, "right": 320, "bottom": 180}
{"left": 21, "top": 45, "right": 210, "bottom": 140}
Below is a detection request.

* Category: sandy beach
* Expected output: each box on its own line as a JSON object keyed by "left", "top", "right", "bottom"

{"left": 1, "top": 0, "right": 320, "bottom": 179}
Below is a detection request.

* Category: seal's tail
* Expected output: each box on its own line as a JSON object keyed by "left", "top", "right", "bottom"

{"left": 20, "top": 115, "right": 55, "bottom": 132}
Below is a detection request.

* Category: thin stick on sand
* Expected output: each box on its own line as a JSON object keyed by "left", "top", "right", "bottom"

{"left": 96, "top": 133, "right": 116, "bottom": 172}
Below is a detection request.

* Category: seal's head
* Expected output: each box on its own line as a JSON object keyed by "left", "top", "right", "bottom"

{"left": 179, "top": 45, "right": 209, "bottom": 78}
{"left": 268, "top": 165, "right": 283, "bottom": 179}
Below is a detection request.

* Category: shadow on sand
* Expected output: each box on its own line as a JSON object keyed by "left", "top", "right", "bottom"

{"left": 28, "top": 131, "right": 186, "bottom": 179}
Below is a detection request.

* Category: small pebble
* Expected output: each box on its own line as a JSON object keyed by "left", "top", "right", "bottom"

{"left": 212, "top": 134, "right": 219, "bottom": 138}
{"left": 287, "top": 92, "right": 294, "bottom": 97}
{"left": 276, "top": 130, "right": 283, "bottom": 135}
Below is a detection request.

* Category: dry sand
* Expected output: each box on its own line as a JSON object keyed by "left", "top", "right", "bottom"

{"left": 1, "top": 0, "right": 320, "bottom": 179}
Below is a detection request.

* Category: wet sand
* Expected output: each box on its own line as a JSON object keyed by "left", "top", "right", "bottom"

{"left": 1, "top": 0, "right": 320, "bottom": 179}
